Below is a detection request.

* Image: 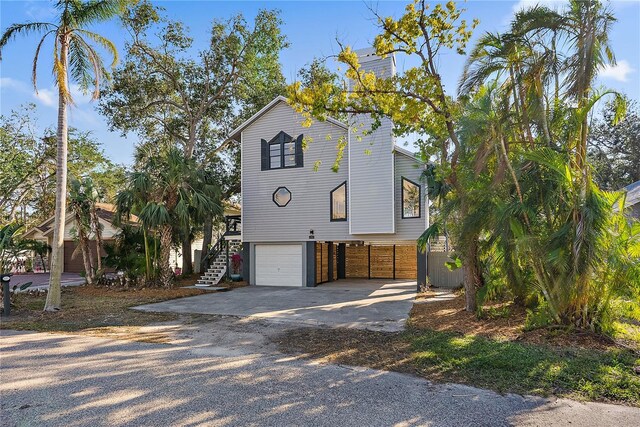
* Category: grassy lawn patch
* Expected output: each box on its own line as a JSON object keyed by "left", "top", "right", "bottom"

{"left": 410, "top": 329, "right": 640, "bottom": 405}
{"left": 0, "top": 285, "right": 208, "bottom": 340}
{"left": 276, "top": 293, "right": 640, "bottom": 406}
{"left": 277, "top": 326, "right": 640, "bottom": 405}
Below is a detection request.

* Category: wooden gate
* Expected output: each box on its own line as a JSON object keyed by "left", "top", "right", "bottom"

{"left": 344, "top": 244, "right": 417, "bottom": 280}
{"left": 427, "top": 252, "right": 464, "bottom": 288}
{"left": 316, "top": 242, "right": 337, "bottom": 284}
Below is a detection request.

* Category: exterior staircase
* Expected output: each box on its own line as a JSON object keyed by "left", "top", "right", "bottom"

{"left": 195, "top": 238, "right": 242, "bottom": 287}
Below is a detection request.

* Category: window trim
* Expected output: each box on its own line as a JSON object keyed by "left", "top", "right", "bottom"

{"left": 272, "top": 186, "right": 292, "bottom": 207}
{"left": 330, "top": 181, "right": 348, "bottom": 222}
{"left": 263, "top": 131, "right": 303, "bottom": 171}
{"left": 401, "top": 177, "right": 421, "bottom": 219}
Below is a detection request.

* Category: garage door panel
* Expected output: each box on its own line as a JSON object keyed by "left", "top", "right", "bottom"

{"left": 255, "top": 244, "right": 302, "bottom": 287}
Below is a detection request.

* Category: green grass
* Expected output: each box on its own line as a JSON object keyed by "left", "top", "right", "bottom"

{"left": 409, "top": 329, "right": 640, "bottom": 405}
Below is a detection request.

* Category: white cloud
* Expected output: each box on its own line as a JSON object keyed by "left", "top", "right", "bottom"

{"left": 69, "top": 108, "right": 101, "bottom": 126}
{"left": 599, "top": 60, "right": 635, "bottom": 83}
{"left": 0, "top": 77, "right": 58, "bottom": 107}
{"left": 512, "top": 0, "right": 566, "bottom": 13}
{"left": 69, "top": 84, "right": 93, "bottom": 105}
{"left": 0, "top": 77, "right": 28, "bottom": 91}
{"left": 33, "top": 88, "right": 55, "bottom": 107}
{"left": 29, "top": 83, "right": 93, "bottom": 108}
{"left": 24, "top": 1, "right": 55, "bottom": 21}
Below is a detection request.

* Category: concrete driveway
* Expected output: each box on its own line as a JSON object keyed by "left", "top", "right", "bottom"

{"left": 134, "top": 279, "right": 416, "bottom": 332}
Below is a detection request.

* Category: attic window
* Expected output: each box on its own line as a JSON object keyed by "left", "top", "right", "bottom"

{"left": 402, "top": 177, "right": 421, "bottom": 219}
{"left": 261, "top": 131, "right": 303, "bottom": 170}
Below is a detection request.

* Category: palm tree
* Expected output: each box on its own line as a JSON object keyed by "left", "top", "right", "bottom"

{"left": 1, "top": 0, "right": 126, "bottom": 310}
{"left": 511, "top": 0, "right": 617, "bottom": 174}
{"left": 68, "top": 178, "right": 95, "bottom": 284}
{"left": 116, "top": 147, "right": 221, "bottom": 287}
{"left": 81, "top": 177, "right": 105, "bottom": 274}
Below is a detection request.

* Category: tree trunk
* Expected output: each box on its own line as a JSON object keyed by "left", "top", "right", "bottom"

{"left": 87, "top": 238, "right": 95, "bottom": 280}
{"left": 143, "top": 227, "right": 151, "bottom": 280}
{"left": 181, "top": 234, "right": 193, "bottom": 276}
{"left": 159, "top": 224, "right": 173, "bottom": 288}
{"left": 91, "top": 208, "right": 103, "bottom": 273}
{"left": 79, "top": 235, "right": 94, "bottom": 285}
{"left": 200, "top": 216, "right": 213, "bottom": 272}
{"left": 463, "top": 237, "right": 483, "bottom": 312}
{"left": 44, "top": 39, "right": 69, "bottom": 311}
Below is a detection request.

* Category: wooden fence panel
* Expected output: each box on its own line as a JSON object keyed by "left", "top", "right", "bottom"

{"left": 394, "top": 245, "right": 417, "bottom": 279}
{"left": 332, "top": 243, "right": 338, "bottom": 281}
{"left": 345, "top": 245, "right": 369, "bottom": 278}
{"left": 370, "top": 246, "right": 394, "bottom": 278}
{"left": 427, "top": 252, "right": 464, "bottom": 288}
{"left": 316, "top": 243, "right": 330, "bottom": 284}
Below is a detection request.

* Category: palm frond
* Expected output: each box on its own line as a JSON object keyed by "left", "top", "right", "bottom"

{"left": 72, "top": 0, "right": 128, "bottom": 27}
{"left": 32, "top": 30, "right": 56, "bottom": 91}
{"left": 76, "top": 28, "right": 118, "bottom": 68}
{"left": 0, "top": 22, "right": 56, "bottom": 56}
{"left": 68, "top": 34, "right": 94, "bottom": 96}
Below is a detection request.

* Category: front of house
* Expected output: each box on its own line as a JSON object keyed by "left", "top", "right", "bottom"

{"left": 22, "top": 203, "right": 125, "bottom": 273}
{"left": 226, "top": 50, "right": 429, "bottom": 289}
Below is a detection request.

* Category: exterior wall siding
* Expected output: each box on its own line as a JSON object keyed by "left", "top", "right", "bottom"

{"left": 392, "top": 151, "right": 427, "bottom": 240}
{"left": 241, "top": 101, "right": 350, "bottom": 242}
{"left": 240, "top": 101, "right": 428, "bottom": 244}
{"left": 348, "top": 54, "right": 395, "bottom": 234}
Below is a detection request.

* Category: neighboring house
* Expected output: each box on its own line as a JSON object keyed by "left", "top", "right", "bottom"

{"left": 222, "top": 49, "right": 430, "bottom": 289}
{"left": 22, "top": 203, "right": 124, "bottom": 273}
{"left": 623, "top": 180, "right": 640, "bottom": 219}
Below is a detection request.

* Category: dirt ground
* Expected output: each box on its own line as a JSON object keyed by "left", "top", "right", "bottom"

{"left": 411, "top": 292, "right": 629, "bottom": 351}
{"left": 0, "top": 285, "right": 209, "bottom": 336}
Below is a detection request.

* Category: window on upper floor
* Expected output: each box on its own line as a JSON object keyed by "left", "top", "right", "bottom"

{"left": 402, "top": 177, "right": 421, "bottom": 219}
{"left": 330, "top": 181, "right": 347, "bottom": 221}
{"left": 261, "top": 131, "right": 303, "bottom": 170}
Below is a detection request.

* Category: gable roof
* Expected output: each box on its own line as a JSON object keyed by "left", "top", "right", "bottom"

{"left": 393, "top": 145, "right": 424, "bottom": 164}
{"left": 226, "top": 96, "right": 348, "bottom": 143}
{"left": 23, "top": 203, "right": 138, "bottom": 239}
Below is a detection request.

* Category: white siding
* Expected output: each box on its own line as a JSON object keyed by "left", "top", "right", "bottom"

{"left": 240, "top": 100, "right": 428, "bottom": 244}
{"left": 63, "top": 217, "right": 121, "bottom": 240}
{"left": 241, "top": 100, "right": 350, "bottom": 242}
{"left": 349, "top": 53, "right": 396, "bottom": 234}
{"left": 392, "top": 152, "right": 428, "bottom": 239}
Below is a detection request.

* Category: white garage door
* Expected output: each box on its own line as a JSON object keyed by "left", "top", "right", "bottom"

{"left": 255, "top": 244, "right": 303, "bottom": 287}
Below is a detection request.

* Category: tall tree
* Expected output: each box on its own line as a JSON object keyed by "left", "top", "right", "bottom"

{"left": 1, "top": 0, "right": 127, "bottom": 310}
{"left": 452, "top": 0, "right": 635, "bottom": 330}
{"left": 68, "top": 177, "right": 95, "bottom": 284}
{"left": 289, "top": 0, "right": 481, "bottom": 310}
{"left": 513, "top": 0, "right": 617, "bottom": 177}
{"left": 100, "top": 1, "right": 287, "bottom": 274}
{"left": 589, "top": 99, "right": 640, "bottom": 190}
{"left": 116, "top": 147, "right": 221, "bottom": 287}
{"left": 0, "top": 108, "right": 126, "bottom": 227}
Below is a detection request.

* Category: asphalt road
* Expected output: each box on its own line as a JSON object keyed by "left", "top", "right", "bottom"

{"left": 1, "top": 328, "right": 638, "bottom": 427}
{"left": 6, "top": 273, "right": 85, "bottom": 292}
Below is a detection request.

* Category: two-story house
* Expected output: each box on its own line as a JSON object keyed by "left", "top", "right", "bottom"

{"left": 221, "top": 49, "right": 429, "bottom": 289}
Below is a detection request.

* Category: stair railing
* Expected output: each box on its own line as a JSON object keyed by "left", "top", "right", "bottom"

{"left": 202, "top": 234, "right": 226, "bottom": 272}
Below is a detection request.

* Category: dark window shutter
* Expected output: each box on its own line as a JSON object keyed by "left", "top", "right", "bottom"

{"left": 295, "top": 134, "right": 304, "bottom": 168}
{"left": 261, "top": 139, "right": 268, "bottom": 170}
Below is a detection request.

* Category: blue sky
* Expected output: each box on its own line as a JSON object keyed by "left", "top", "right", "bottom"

{"left": 1, "top": 0, "right": 639, "bottom": 165}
